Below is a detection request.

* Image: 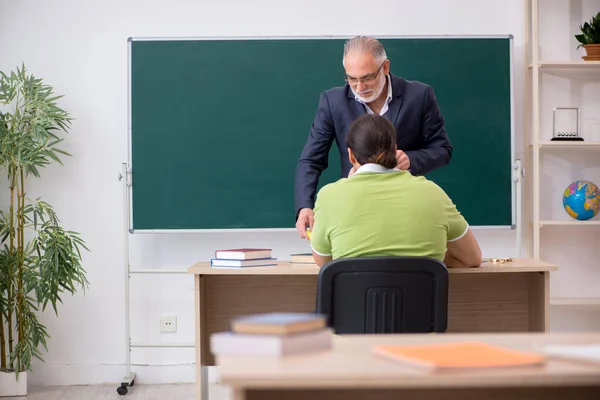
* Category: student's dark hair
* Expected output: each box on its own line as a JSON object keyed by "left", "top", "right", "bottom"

{"left": 346, "top": 114, "right": 397, "bottom": 169}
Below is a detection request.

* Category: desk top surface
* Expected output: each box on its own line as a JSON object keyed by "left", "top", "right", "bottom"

{"left": 217, "top": 331, "right": 600, "bottom": 389}
{"left": 187, "top": 258, "right": 558, "bottom": 275}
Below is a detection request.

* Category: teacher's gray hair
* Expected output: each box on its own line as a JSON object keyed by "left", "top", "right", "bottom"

{"left": 343, "top": 36, "right": 387, "bottom": 65}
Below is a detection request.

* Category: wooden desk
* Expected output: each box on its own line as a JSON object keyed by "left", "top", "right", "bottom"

{"left": 188, "top": 258, "right": 557, "bottom": 400}
{"left": 217, "top": 332, "right": 600, "bottom": 400}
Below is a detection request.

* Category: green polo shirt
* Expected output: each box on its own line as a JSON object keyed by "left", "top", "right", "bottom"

{"left": 310, "top": 164, "right": 468, "bottom": 261}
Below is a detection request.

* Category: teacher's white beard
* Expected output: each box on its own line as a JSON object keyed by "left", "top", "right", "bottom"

{"left": 352, "top": 73, "right": 386, "bottom": 104}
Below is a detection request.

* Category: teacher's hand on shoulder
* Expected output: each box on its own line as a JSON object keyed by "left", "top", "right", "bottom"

{"left": 396, "top": 149, "right": 410, "bottom": 170}
{"left": 296, "top": 208, "right": 314, "bottom": 239}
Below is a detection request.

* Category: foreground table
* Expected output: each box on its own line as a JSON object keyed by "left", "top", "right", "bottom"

{"left": 217, "top": 332, "right": 600, "bottom": 400}
{"left": 188, "top": 258, "right": 557, "bottom": 400}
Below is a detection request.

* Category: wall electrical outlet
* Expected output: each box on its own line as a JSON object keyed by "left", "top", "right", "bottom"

{"left": 160, "top": 316, "right": 177, "bottom": 333}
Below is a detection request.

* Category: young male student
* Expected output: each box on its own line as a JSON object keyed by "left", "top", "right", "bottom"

{"left": 309, "top": 114, "right": 481, "bottom": 269}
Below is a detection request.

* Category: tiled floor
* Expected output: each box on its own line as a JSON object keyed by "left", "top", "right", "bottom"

{"left": 2, "top": 383, "right": 231, "bottom": 400}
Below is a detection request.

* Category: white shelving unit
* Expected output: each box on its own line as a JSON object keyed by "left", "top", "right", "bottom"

{"left": 539, "top": 220, "right": 600, "bottom": 226}
{"left": 539, "top": 141, "right": 600, "bottom": 147}
{"left": 531, "top": 60, "right": 600, "bottom": 68}
{"left": 528, "top": 0, "right": 600, "bottom": 308}
{"left": 550, "top": 297, "right": 600, "bottom": 306}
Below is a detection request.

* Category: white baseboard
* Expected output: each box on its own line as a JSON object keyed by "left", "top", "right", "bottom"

{"left": 550, "top": 297, "right": 600, "bottom": 306}
{"left": 28, "top": 364, "right": 219, "bottom": 387}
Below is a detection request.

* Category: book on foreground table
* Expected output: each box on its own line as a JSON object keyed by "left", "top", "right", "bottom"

{"left": 211, "top": 328, "right": 332, "bottom": 357}
{"left": 374, "top": 341, "right": 546, "bottom": 370}
{"left": 538, "top": 344, "right": 600, "bottom": 366}
{"left": 231, "top": 312, "right": 326, "bottom": 335}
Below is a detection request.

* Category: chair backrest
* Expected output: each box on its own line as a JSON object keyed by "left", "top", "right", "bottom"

{"left": 315, "top": 256, "right": 448, "bottom": 334}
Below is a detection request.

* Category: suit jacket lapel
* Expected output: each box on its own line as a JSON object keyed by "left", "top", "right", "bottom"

{"left": 386, "top": 74, "right": 404, "bottom": 126}
{"left": 346, "top": 85, "right": 367, "bottom": 118}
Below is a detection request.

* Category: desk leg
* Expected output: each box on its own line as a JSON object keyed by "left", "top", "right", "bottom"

{"left": 195, "top": 275, "right": 209, "bottom": 400}
{"left": 529, "top": 271, "right": 550, "bottom": 332}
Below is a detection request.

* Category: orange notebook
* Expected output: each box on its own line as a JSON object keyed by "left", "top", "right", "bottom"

{"left": 374, "top": 341, "right": 546, "bottom": 370}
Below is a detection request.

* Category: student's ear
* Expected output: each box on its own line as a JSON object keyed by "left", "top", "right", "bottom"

{"left": 348, "top": 148, "right": 357, "bottom": 164}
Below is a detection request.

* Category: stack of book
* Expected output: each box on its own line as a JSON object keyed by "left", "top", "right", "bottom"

{"left": 210, "top": 312, "right": 332, "bottom": 357}
{"left": 210, "top": 248, "right": 277, "bottom": 268}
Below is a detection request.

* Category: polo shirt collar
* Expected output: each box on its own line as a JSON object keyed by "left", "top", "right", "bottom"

{"left": 353, "top": 163, "right": 399, "bottom": 175}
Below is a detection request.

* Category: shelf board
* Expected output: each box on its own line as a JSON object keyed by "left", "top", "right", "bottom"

{"left": 550, "top": 297, "right": 600, "bottom": 306}
{"left": 540, "top": 220, "right": 600, "bottom": 226}
{"left": 539, "top": 141, "right": 600, "bottom": 147}
{"left": 529, "top": 60, "right": 600, "bottom": 69}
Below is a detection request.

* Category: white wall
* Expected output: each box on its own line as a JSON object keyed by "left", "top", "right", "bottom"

{"left": 1, "top": 0, "right": 594, "bottom": 388}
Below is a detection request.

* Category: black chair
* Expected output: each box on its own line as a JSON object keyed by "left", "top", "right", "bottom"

{"left": 315, "top": 256, "right": 448, "bottom": 334}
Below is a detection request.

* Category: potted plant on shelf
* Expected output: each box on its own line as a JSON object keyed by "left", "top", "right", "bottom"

{"left": 575, "top": 11, "right": 600, "bottom": 60}
{"left": 0, "top": 64, "right": 89, "bottom": 396}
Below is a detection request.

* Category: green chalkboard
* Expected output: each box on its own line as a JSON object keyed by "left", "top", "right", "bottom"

{"left": 129, "top": 36, "right": 514, "bottom": 230}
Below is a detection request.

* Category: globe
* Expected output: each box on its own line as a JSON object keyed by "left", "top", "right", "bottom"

{"left": 562, "top": 180, "right": 600, "bottom": 221}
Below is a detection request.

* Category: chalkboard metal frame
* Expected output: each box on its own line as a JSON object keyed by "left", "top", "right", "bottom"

{"left": 126, "top": 35, "right": 517, "bottom": 233}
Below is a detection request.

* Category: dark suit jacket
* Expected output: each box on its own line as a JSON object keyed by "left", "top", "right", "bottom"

{"left": 294, "top": 73, "right": 452, "bottom": 217}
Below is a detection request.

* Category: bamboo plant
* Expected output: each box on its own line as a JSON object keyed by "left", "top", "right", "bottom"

{"left": 0, "top": 64, "right": 89, "bottom": 374}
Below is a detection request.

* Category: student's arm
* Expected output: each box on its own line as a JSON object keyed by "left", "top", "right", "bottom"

{"left": 444, "top": 228, "right": 482, "bottom": 268}
{"left": 312, "top": 253, "right": 332, "bottom": 268}
{"left": 441, "top": 186, "right": 482, "bottom": 268}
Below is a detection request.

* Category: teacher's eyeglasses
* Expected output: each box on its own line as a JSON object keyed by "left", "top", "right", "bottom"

{"left": 345, "top": 60, "right": 386, "bottom": 84}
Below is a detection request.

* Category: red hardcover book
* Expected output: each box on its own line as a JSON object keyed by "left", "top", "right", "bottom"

{"left": 214, "top": 248, "right": 272, "bottom": 260}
